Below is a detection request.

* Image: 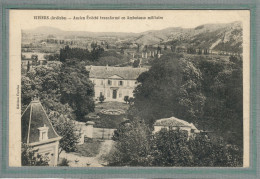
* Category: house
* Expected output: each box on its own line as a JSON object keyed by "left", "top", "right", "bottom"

{"left": 86, "top": 65, "right": 148, "bottom": 102}
{"left": 153, "top": 117, "right": 200, "bottom": 137}
{"left": 21, "top": 96, "right": 61, "bottom": 166}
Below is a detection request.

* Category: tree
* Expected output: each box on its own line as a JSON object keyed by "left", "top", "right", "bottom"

{"left": 99, "top": 94, "right": 105, "bottom": 103}
{"left": 50, "top": 114, "right": 81, "bottom": 156}
{"left": 21, "top": 60, "right": 91, "bottom": 157}
{"left": 109, "top": 127, "right": 242, "bottom": 167}
{"left": 131, "top": 54, "right": 205, "bottom": 126}
{"left": 60, "top": 59, "right": 95, "bottom": 120}
{"left": 197, "top": 56, "right": 243, "bottom": 147}
{"left": 27, "top": 61, "right": 30, "bottom": 72}
{"left": 151, "top": 129, "right": 242, "bottom": 167}
{"left": 151, "top": 129, "right": 193, "bottom": 166}
{"left": 128, "top": 97, "right": 134, "bottom": 105}
{"left": 124, "top": 96, "right": 129, "bottom": 104}
{"left": 109, "top": 119, "right": 152, "bottom": 166}
{"left": 133, "top": 59, "right": 140, "bottom": 68}
{"left": 21, "top": 143, "right": 49, "bottom": 166}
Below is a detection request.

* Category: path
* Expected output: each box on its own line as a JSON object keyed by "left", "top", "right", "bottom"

{"left": 60, "top": 140, "right": 114, "bottom": 167}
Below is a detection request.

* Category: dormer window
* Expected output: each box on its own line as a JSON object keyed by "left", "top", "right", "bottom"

{"left": 38, "top": 124, "right": 49, "bottom": 141}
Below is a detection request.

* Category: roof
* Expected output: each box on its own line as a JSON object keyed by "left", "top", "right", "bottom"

{"left": 86, "top": 66, "right": 148, "bottom": 80}
{"left": 154, "top": 117, "right": 200, "bottom": 132}
{"left": 22, "top": 98, "right": 60, "bottom": 144}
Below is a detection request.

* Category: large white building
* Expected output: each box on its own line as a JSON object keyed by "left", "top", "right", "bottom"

{"left": 86, "top": 66, "right": 148, "bottom": 102}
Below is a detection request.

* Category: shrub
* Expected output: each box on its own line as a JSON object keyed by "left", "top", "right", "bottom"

{"left": 58, "top": 158, "right": 70, "bottom": 166}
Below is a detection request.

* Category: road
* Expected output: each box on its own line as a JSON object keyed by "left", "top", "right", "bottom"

{"left": 60, "top": 140, "right": 114, "bottom": 167}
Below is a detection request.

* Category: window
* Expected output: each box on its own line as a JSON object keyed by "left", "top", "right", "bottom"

{"left": 108, "top": 80, "right": 111, "bottom": 85}
{"left": 101, "top": 80, "right": 103, "bottom": 85}
{"left": 119, "top": 81, "right": 123, "bottom": 86}
{"left": 38, "top": 124, "right": 49, "bottom": 141}
{"left": 42, "top": 131, "right": 47, "bottom": 140}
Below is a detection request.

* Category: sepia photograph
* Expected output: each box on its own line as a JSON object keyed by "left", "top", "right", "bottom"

{"left": 8, "top": 10, "right": 250, "bottom": 168}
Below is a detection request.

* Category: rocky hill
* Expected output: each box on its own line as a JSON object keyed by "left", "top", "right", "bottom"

{"left": 133, "top": 21, "right": 242, "bottom": 53}
{"left": 22, "top": 21, "right": 243, "bottom": 54}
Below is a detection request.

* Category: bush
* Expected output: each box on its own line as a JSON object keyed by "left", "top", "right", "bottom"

{"left": 58, "top": 158, "right": 70, "bottom": 166}
{"left": 21, "top": 143, "right": 49, "bottom": 166}
{"left": 109, "top": 127, "right": 243, "bottom": 167}
{"left": 124, "top": 96, "right": 129, "bottom": 104}
{"left": 99, "top": 94, "right": 105, "bottom": 103}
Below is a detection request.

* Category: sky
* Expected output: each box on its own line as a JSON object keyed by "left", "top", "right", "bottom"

{"left": 11, "top": 10, "right": 249, "bottom": 33}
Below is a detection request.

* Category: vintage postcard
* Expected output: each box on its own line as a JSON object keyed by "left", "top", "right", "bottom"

{"left": 8, "top": 10, "right": 250, "bottom": 167}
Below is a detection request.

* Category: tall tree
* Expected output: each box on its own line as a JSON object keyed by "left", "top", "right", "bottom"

{"left": 130, "top": 53, "right": 205, "bottom": 126}
{"left": 60, "top": 59, "right": 95, "bottom": 120}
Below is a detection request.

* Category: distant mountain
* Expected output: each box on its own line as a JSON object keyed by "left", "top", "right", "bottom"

{"left": 22, "top": 21, "right": 242, "bottom": 53}
{"left": 133, "top": 21, "right": 242, "bottom": 53}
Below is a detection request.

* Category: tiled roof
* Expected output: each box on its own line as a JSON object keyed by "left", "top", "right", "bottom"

{"left": 154, "top": 117, "right": 195, "bottom": 128}
{"left": 22, "top": 99, "right": 60, "bottom": 144}
{"left": 86, "top": 66, "right": 148, "bottom": 80}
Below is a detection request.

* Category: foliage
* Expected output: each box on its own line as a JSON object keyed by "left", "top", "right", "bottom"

{"left": 44, "top": 53, "right": 60, "bottom": 61}
{"left": 60, "top": 45, "right": 104, "bottom": 62}
{"left": 109, "top": 127, "right": 242, "bottom": 167}
{"left": 109, "top": 119, "right": 152, "bottom": 166}
{"left": 197, "top": 56, "right": 243, "bottom": 146}
{"left": 60, "top": 59, "right": 95, "bottom": 120}
{"left": 151, "top": 129, "right": 242, "bottom": 167}
{"left": 21, "top": 60, "right": 93, "bottom": 155}
{"left": 124, "top": 96, "right": 129, "bottom": 104}
{"left": 151, "top": 129, "right": 193, "bottom": 166}
{"left": 130, "top": 53, "right": 205, "bottom": 126}
{"left": 21, "top": 143, "right": 49, "bottom": 166}
{"left": 99, "top": 94, "right": 105, "bottom": 103}
{"left": 58, "top": 158, "right": 70, "bottom": 166}
{"left": 50, "top": 114, "right": 81, "bottom": 154}
{"left": 133, "top": 59, "right": 140, "bottom": 68}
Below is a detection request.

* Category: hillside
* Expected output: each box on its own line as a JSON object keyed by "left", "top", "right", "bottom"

{"left": 22, "top": 21, "right": 243, "bottom": 54}
{"left": 134, "top": 21, "right": 242, "bottom": 53}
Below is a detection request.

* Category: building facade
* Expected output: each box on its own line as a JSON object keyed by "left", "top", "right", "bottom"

{"left": 86, "top": 66, "right": 148, "bottom": 102}
{"left": 21, "top": 97, "right": 61, "bottom": 166}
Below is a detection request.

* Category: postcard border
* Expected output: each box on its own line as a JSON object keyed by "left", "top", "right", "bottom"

{"left": 1, "top": 2, "right": 258, "bottom": 178}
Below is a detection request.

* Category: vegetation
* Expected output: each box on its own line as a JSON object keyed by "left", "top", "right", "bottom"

{"left": 51, "top": 115, "right": 81, "bottom": 155}
{"left": 124, "top": 96, "right": 129, "bottom": 104}
{"left": 99, "top": 94, "right": 105, "bottom": 103}
{"left": 109, "top": 122, "right": 242, "bottom": 167}
{"left": 60, "top": 45, "right": 104, "bottom": 62}
{"left": 21, "top": 143, "right": 49, "bottom": 166}
{"left": 21, "top": 60, "right": 94, "bottom": 155}
{"left": 130, "top": 53, "right": 205, "bottom": 126}
{"left": 58, "top": 158, "right": 70, "bottom": 166}
{"left": 110, "top": 119, "right": 152, "bottom": 166}
{"left": 60, "top": 59, "right": 95, "bottom": 120}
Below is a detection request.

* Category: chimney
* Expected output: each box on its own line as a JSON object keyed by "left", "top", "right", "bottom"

{"left": 31, "top": 94, "right": 39, "bottom": 102}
